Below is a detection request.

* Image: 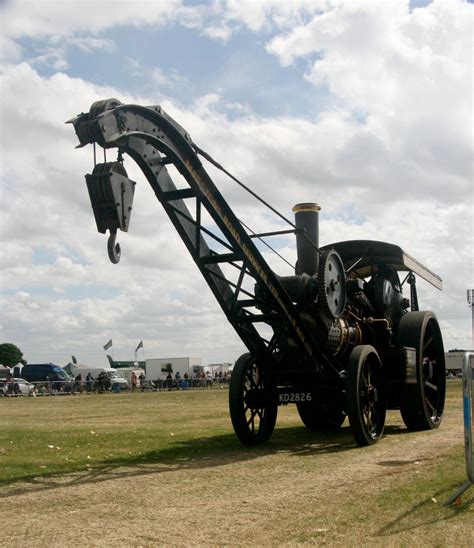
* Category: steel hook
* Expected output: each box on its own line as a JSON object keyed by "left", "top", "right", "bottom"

{"left": 107, "top": 229, "right": 121, "bottom": 264}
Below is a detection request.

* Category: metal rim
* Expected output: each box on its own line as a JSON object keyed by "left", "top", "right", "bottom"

{"left": 396, "top": 311, "right": 445, "bottom": 430}
{"left": 346, "top": 345, "right": 386, "bottom": 445}
{"left": 418, "top": 316, "right": 445, "bottom": 424}
{"left": 359, "top": 355, "right": 383, "bottom": 439}
{"left": 229, "top": 353, "right": 277, "bottom": 445}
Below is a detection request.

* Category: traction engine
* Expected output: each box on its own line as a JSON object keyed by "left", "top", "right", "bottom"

{"left": 68, "top": 99, "right": 446, "bottom": 446}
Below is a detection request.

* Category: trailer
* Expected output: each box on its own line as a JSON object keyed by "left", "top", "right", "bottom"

{"left": 145, "top": 357, "right": 202, "bottom": 382}
{"left": 68, "top": 99, "right": 446, "bottom": 446}
{"left": 445, "top": 351, "right": 469, "bottom": 376}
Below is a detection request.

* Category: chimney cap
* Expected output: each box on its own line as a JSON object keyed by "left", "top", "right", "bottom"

{"left": 292, "top": 202, "right": 321, "bottom": 213}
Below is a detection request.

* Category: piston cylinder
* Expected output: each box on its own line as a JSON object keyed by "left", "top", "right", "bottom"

{"left": 293, "top": 202, "right": 320, "bottom": 276}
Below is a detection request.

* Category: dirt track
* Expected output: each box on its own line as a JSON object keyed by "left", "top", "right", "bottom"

{"left": 2, "top": 400, "right": 473, "bottom": 547}
{"left": 0, "top": 378, "right": 474, "bottom": 546}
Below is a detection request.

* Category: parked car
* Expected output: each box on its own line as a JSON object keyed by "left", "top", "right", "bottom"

{"left": 20, "top": 363, "right": 74, "bottom": 392}
{"left": 0, "top": 377, "right": 34, "bottom": 396}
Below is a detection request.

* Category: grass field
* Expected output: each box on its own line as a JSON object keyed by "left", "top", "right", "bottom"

{"left": 1, "top": 381, "right": 473, "bottom": 546}
{"left": 1, "top": 388, "right": 236, "bottom": 483}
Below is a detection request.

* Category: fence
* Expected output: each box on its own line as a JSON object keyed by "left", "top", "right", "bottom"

{"left": 0, "top": 376, "right": 230, "bottom": 397}
{"left": 1, "top": 368, "right": 465, "bottom": 399}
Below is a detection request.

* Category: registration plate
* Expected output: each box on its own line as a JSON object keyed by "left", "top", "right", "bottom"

{"left": 278, "top": 392, "right": 312, "bottom": 404}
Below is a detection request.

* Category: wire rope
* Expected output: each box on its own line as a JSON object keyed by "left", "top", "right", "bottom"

{"left": 193, "top": 144, "right": 321, "bottom": 269}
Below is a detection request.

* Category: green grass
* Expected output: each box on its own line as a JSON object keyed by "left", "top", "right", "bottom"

{"left": 0, "top": 390, "right": 238, "bottom": 483}
{"left": 0, "top": 381, "right": 470, "bottom": 494}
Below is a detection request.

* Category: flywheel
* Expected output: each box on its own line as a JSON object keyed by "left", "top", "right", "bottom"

{"left": 317, "top": 249, "right": 346, "bottom": 319}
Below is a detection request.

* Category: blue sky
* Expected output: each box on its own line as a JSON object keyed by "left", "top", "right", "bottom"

{"left": 0, "top": 0, "right": 472, "bottom": 366}
{"left": 17, "top": 12, "right": 329, "bottom": 119}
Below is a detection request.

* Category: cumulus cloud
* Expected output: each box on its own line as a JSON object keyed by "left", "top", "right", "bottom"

{"left": 199, "top": 0, "right": 330, "bottom": 40}
{"left": 0, "top": 35, "right": 23, "bottom": 62}
{"left": 1, "top": 0, "right": 181, "bottom": 39}
{"left": 0, "top": 0, "right": 472, "bottom": 366}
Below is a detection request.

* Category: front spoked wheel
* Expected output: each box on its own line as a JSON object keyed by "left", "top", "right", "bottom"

{"left": 346, "top": 345, "right": 386, "bottom": 446}
{"left": 229, "top": 353, "right": 277, "bottom": 445}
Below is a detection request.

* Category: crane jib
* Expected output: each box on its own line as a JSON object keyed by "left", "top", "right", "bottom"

{"left": 69, "top": 99, "right": 338, "bottom": 375}
{"left": 184, "top": 159, "right": 314, "bottom": 358}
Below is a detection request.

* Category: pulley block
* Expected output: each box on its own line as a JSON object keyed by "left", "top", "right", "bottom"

{"left": 85, "top": 161, "right": 136, "bottom": 263}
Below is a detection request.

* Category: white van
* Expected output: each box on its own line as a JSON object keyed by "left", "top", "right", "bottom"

{"left": 71, "top": 366, "right": 129, "bottom": 390}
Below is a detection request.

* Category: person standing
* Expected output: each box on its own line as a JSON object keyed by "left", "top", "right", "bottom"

{"left": 174, "top": 371, "right": 181, "bottom": 390}
{"left": 75, "top": 373, "right": 83, "bottom": 394}
{"left": 139, "top": 372, "right": 146, "bottom": 391}
{"left": 131, "top": 371, "right": 138, "bottom": 392}
{"left": 86, "top": 372, "right": 93, "bottom": 393}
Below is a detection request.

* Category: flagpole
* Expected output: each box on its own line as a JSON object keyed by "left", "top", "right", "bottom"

{"left": 134, "top": 341, "right": 144, "bottom": 366}
{"left": 103, "top": 339, "right": 114, "bottom": 362}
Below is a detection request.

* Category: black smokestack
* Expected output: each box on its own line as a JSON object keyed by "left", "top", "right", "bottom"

{"left": 293, "top": 202, "right": 320, "bottom": 276}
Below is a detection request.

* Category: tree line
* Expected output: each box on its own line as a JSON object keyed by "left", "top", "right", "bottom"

{"left": 0, "top": 343, "right": 26, "bottom": 367}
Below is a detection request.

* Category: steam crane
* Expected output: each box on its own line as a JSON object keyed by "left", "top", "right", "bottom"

{"left": 68, "top": 99, "right": 446, "bottom": 446}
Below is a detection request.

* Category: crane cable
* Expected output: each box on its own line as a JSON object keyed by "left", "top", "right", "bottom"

{"left": 193, "top": 144, "right": 321, "bottom": 258}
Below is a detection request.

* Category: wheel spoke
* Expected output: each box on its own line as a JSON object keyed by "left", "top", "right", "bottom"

{"left": 246, "top": 374, "right": 257, "bottom": 390}
{"left": 363, "top": 404, "right": 371, "bottom": 428}
{"left": 366, "top": 409, "right": 373, "bottom": 432}
{"left": 361, "top": 366, "right": 368, "bottom": 387}
{"left": 247, "top": 408, "right": 257, "bottom": 430}
{"left": 423, "top": 336, "right": 433, "bottom": 353}
{"left": 424, "top": 396, "right": 435, "bottom": 413}
{"left": 425, "top": 380, "right": 438, "bottom": 392}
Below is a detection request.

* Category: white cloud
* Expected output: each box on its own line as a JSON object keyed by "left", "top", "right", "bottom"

{"left": 65, "top": 37, "right": 115, "bottom": 53}
{"left": 266, "top": 1, "right": 471, "bottom": 123}
{"left": 0, "top": 35, "right": 23, "bottom": 62}
{"left": 205, "top": 0, "right": 330, "bottom": 35}
{"left": 0, "top": 0, "right": 472, "bottom": 367}
{"left": 1, "top": 0, "right": 181, "bottom": 39}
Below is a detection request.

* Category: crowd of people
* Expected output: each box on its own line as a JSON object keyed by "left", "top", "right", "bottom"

{"left": 161, "top": 369, "right": 230, "bottom": 390}
{"left": 2, "top": 368, "right": 232, "bottom": 397}
{"left": 3, "top": 372, "right": 21, "bottom": 395}
{"left": 73, "top": 371, "right": 130, "bottom": 393}
{"left": 71, "top": 369, "right": 230, "bottom": 393}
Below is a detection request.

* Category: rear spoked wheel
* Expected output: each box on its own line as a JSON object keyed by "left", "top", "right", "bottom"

{"left": 346, "top": 345, "right": 386, "bottom": 446}
{"left": 396, "top": 311, "right": 445, "bottom": 430}
{"left": 229, "top": 353, "right": 277, "bottom": 445}
{"left": 297, "top": 399, "right": 346, "bottom": 431}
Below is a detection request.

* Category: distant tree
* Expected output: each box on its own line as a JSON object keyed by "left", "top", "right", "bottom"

{"left": 0, "top": 343, "right": 26, "bottom": 367}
